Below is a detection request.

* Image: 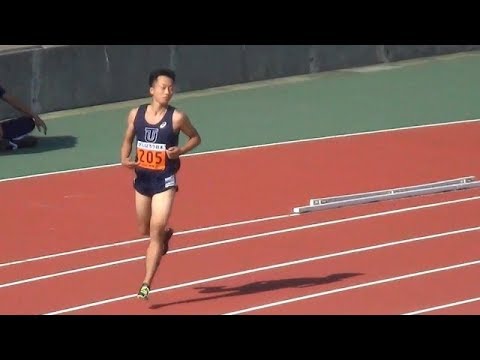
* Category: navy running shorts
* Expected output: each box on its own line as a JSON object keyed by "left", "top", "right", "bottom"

{"left": 133, "top": 171, "right": 179, "bottom": 197}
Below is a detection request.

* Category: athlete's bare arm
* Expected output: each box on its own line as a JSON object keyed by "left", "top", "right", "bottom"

{"left": 121, "top": 108, "right": 140, "bottom": 168}
{"left": 167, "top": 110, "right": 201, "bottom": 159}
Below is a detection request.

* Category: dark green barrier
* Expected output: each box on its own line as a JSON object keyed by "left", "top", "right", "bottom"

{"left": 1, "top": 45, "right": 479, "bottom": 119}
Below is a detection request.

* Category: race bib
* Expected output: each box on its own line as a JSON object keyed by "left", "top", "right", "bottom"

{"left": 136, "top": 141, "right": 166, "bottom": 171}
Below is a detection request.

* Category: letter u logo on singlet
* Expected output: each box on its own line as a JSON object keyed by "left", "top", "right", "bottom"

{"left": 145, "top": 128, "right": 159, "bottom": 142}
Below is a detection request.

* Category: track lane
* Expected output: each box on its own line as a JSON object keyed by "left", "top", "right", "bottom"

{"left": 1, "top": 121, "right": 479, "bottom": 263}
{"left": 2, "top": 189, "right": 480, "bottom": 287}
{"left": 409, "top": 298, "right": 480, "bottom": 315}
{"left": 234, "top": 262, "right": 480, "bottom": 315}
{"left": 0, "top": 197, "right": 477, "bottom": 314}
{"left": 74, "top": 230, "right": 480, "bottom": 315}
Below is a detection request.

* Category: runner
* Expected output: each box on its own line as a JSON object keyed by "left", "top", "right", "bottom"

{"left": 120, "top": 68, "right": 202, "bottom": 300}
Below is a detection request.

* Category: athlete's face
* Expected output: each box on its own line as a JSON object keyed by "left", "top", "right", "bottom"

{"left": 150, "top": 75, "right": 174, "bottom": 105}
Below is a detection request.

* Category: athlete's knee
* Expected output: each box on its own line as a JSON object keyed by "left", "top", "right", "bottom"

{"left": 149, "top": 218, "right": 168, "bottom": 240}
{"left": 150, "top": 220, "right": 168, "bottom": 234}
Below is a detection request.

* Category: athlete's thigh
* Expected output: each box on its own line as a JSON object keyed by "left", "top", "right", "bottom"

{"left": 135, "top": 190, "right": 152, "bottom": 231}
{"left": 150, "top": 188, "right": 177, "bottom": 228}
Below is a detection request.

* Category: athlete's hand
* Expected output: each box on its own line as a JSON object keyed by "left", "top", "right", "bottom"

{"left": 33, "top": 115, "right": 47, "bottom": 135}
{"left": 121, "top": 158, "right": 139, "bottom": 168}
{"left": 166, "top": 146, "right": 182, "bottom": 159}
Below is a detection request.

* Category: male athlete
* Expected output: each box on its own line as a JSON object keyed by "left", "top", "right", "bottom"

{"left": 0, "top": 82, "right": 47, "bottom": 151}
{"left": 120, "top": 68, "right": 201, "bottom": 300}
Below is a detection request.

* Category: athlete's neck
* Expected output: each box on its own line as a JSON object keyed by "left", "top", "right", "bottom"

{"left": 149, "top": 101, "right": 168, "bottom": 115}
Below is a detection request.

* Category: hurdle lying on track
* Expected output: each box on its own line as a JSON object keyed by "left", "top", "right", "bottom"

{"left": 292, "top": 176, "right": 480, "bottom": 214}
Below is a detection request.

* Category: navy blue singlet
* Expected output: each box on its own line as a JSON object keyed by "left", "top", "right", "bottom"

{"left": 133, "top": 104, "right": 180, "bottom": 196}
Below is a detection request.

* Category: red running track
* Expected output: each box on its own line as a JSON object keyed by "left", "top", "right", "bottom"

{"left": 53, "top": 213, "right": 480, "bottom": 315}
{"left": 1, "top": 188, "right": 480, "bottom": 314}
{"left": 415, "top": 298, "right": 480, "bottom": 315}
{"left": 2, "top": 186, "right": 480, "bottom": 286}
{"left": 0, "top": 121, "right": 479, "bottom": 314}
{"left": 1, "top": 120, "right": 480, "bottom": 262}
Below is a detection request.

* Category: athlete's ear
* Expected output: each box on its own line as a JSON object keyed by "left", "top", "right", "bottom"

{"left": 149, "top": 87, "right": 154, "bottom": 96}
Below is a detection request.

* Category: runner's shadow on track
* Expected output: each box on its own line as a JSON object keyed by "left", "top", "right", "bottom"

{"left": 0, "top": 135, "right": 77, "bottom": 155}
{"left": 149, "top": 272, "right": 363, "bottom": 310}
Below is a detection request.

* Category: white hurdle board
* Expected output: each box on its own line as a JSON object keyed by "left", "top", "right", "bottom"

{"left": 293, "top": 176, "right": 480, "bottom": 214}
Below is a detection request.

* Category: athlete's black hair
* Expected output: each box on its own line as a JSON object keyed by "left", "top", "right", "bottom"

{"left": 149, "top": 68, "right": 176, "bottom": 87}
